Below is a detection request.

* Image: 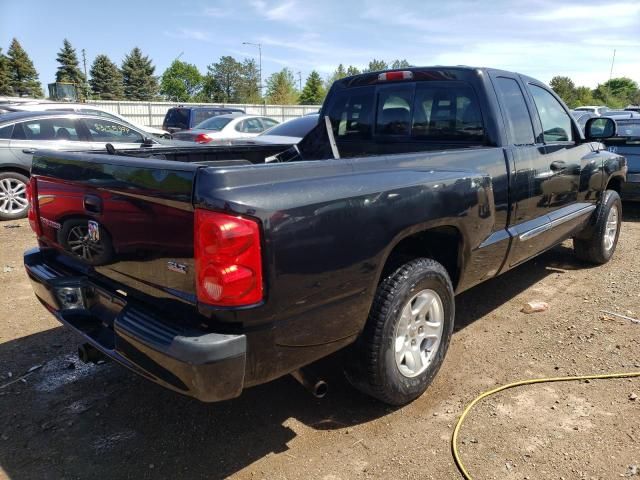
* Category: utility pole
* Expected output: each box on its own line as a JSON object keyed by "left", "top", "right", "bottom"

{"left": 606, "top": 49, "right": 616, "bottom": 106}
{"left": 297, "top": 71, "right": 302, "bottom": 91}
{"left": 81, "top": 49, "right": 88, "bottom": 102}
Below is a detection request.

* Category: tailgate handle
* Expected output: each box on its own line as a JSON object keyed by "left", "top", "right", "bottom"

{"left": 84, "top": 195, "right": 102, "bottom": 214}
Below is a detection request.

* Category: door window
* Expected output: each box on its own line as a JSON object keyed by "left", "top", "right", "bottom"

{"left": 529, "top": 84, "right": 573, "bottom": 143}
{"left": 82, "top": 118, "right": 144, "bottom": 143}
{"left": 11, "top": 118, "right": 81, "bottom": 141}
{"left": 493, "top": 77, "right": 535, "bottom": 145}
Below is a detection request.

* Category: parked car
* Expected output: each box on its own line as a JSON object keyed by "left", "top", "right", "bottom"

{"left": 570, "top": 110, "right": 598, "bottom": 131}
{"left": 602, "top": 118, "right": 640, "bottom": 201}
{"left": 243, "top": 113, "right": 320, "bottom": 145}
{"left": 171, "top": 114, "right": 279, "bottom": 143}
{"left": 0, "top": 111, "right": 176, "bottom": 220}
{"left": 4, "top": 102, "right": 171, "bottom": 139}
{"left": 602, "top": 110, "right": 640, "bottom": 119}
{"left": 574, "top": 105, "right": 610, "bottom": 115}
{"left": 162, "top": 106, "right": 245, "bottom": 133}
{"left": 24, "top": 66, "right": 625, "bottom": 406}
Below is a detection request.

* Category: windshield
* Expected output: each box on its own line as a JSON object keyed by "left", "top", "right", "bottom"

{"left": 260, "top": 115, "right": 319, "bottom": 137}
{"left": 195, "top": 116, "right": 233, "bottom": 131}
{"left": 616, "top": 121, "right": 640, "bottom": 137}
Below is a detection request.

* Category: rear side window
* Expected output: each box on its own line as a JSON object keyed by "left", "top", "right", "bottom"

{"left": 164, "top": 108, "right": 189, "bottom": 129}
{"left": 0, "top": 124, "right": 13, "bottom": 139}
{"left": 528, "top": 84, "right": 573, "bottom": 143}
{"left": 493, "top": 77, "right": 535, "bottom": 145}
{"left": 12, "top": 118, "right": 80, "bottom": 141}
{"left": 82, "top": 118, "right": 144, "bottom": 143}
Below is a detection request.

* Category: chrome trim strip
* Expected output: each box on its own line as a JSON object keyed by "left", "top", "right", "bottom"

{"left": 520, "top": 205, "right": 596, "bottom": 242}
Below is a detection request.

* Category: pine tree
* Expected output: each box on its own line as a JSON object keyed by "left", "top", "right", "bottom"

{"left": 0, "top": 48, "right": 13, "bottom": 96}
{"left": 265, "top": 68, "right": 298, "bottom": 105}
{"left": 55, "top": 39, "right": 86, "bottom": 89}
{"left": 299, "top": 71, "right": 325, "bottom": 105}
{"left": 364, "top": 59, "right": 388, "bottom": 72}
{"left": 326, "top": 64, "right": 347, "bottom": 90}
{"left": 121, "top": 47, "right": 158, "bottom": 101}
{"left": 391, "top": 59, "right": 411, "bottom": 69}
{"left": 7, "top": 38, "right": 43, "bottom": 97}
{"left": 238, "top": 58, "right": 261, "bottom": 104}
{"left": 89, "top": 54, "right": 124, "bottom": 100}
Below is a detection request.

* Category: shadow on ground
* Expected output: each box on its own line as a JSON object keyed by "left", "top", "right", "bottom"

{"left": 0, "top": 242, "right": 603, "bottom": 479}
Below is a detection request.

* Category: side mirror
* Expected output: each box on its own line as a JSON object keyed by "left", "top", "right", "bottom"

{"left": 142, "top": 137, "right": 155, "bottom": 147}
{"left": 584, "top": 117, "right": 616, "bottom": 140}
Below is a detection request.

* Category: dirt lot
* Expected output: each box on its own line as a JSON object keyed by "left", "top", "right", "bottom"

{"left": 1, "top": 205, "right": 639, "bottom": 480}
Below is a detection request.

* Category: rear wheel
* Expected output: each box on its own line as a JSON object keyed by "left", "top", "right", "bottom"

{"left": 346, "top": 258, "right": 455, "bottom": 406}
{"left": 574, "top": 190, "right": 622, "bottom": 264}
{"left": 0, "top": 172, "right": 29, "bottom": 221}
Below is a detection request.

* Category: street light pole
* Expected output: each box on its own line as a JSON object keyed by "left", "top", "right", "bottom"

{"left": 242, "top": 42, "right": 262, "bottom": 112}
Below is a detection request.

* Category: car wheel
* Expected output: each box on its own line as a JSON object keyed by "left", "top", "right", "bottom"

{"left": 345, "top": 258, "right": 455, "bottom": 406}
{"left": 574, "top": 190, "right": 622, "bottom": 264}
{"left": 0, "top": 171, "right": 29, "bottom": 221}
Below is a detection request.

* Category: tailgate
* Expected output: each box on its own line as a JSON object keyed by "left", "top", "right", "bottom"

{"left": 31, "top": 150, "right": 200, "bottom": 304}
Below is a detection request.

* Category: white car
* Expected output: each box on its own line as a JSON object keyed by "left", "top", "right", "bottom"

{"left": 171, "top": 114, "right": 279, "bottom": 143}
{"left": 5, "top": 102, "right": 171, "bottom": 139}
{"left": 574, "top": 105, "right": 610, "bottom": 116}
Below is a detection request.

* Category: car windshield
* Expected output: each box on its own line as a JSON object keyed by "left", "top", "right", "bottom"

{"left": 616, "top": 121, "right": 640, "bottom": 137}
{"left": 260, "top": 115, "right": 319, "bottom": 137}
{"left": 195, "top": 117, "right": 233, "bottom": 131}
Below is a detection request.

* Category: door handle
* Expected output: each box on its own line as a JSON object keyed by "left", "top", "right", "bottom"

{"left": 22, "top": 148, "right": 36, "bottom": 154}
{"left": 550, "top": 160, "right": 566, "bottom": 171}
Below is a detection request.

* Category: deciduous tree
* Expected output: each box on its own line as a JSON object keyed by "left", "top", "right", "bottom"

{"left": 364, "top": 59, "right": 388, "bottom": 72}
{"left": 266, "top": 68, "right": 298, "bottom": 105}
{"left": 160, "top": 59, "right": 202, "bottom": 102}
{"left": 550, "top": 76, "right": 576, "bottom": 107}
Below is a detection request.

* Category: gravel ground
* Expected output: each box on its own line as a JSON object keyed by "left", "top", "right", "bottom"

{"left": 0, "top": 204, "right": 639, "bottom": 480}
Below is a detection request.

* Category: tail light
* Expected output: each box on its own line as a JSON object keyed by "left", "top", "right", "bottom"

{"left": 26, "top": 178, "right": 42, "bottom": 236}
{"left": 194, "top": 209, "right": 263, "bottom": 307}
{"left": 195, "top": 133, "right": 213, "bottom": 144}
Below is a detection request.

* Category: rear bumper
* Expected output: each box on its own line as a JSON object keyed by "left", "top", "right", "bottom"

{"left": 622, "top": 174, "right": 640, "bottom": 201}
{"left": 24, "top": 247, "right": 246, "bottom": 402}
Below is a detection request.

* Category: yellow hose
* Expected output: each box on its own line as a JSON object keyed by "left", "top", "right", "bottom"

{"left": 451, "top": 371, "right": 640, "bottom": 480}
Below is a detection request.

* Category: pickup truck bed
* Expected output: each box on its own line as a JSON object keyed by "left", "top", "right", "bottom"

{"left": 25, "top": 66, "right": 627, "bottom": 405}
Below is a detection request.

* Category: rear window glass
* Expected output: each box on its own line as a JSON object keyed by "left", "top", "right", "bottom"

{"left": 193, "top": 109, "right": 234, "bottom": 125}
{"left": 261, "top": 115, "right": 318, "bottom": 137}
{"left": 164, "top": 108, "right": 189, "bottom": 129}
{"left": 325, "top": 81, "right": 485, "bottom": 148}
{"left": 196, "top": 117, "right": 232, "bottom": 131}
{"left": 411, "top": 83, "right": 484, "bottom": 141}
{"left": 616, "top": 121, "right": 640, "bottom": 137}
{"left": 326, "top": 85, "right": 374, "bottom": 141}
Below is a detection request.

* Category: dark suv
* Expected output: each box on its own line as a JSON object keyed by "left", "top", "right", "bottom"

{"left": 162, "top": 106, "right": 245, "bottom": 133}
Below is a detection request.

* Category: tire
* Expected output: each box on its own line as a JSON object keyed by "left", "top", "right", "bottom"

{"left": 574, "top": 190, "right": 622, "bottom": 264}
{"left": 346, "top": 258, "right": 455, "bottom": 406}
{"left": 0, "top": 171, "right": 29, "bottom": 221}
{"left": 59, "top": 218, "right": 114, "bottom": 265}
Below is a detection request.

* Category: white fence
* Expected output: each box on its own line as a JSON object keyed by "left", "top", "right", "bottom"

{"left": 86, "top": 100, "right": 322, "bottom": 128}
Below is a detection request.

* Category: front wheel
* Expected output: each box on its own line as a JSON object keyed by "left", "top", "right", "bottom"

{"left": 574, "top": 190, "right": 622, "bottom": 264}
{"left": 0, "top": 172, "right": 29, "bottom": 221}
{"left": 346, "top": 258, "right": 455, "bottom": 406}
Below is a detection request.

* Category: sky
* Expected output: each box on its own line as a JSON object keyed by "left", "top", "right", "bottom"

{"left": 1, "top": 0, "right": 639, "bottom": 90}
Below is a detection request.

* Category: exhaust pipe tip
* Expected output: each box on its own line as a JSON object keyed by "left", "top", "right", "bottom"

{"left": 292, "top": 368, "right": 328, "bottom": 398}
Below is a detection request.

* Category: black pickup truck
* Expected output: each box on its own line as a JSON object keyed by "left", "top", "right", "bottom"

{"left": 24, "top": 67, "right": 626, "bottom": 406}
